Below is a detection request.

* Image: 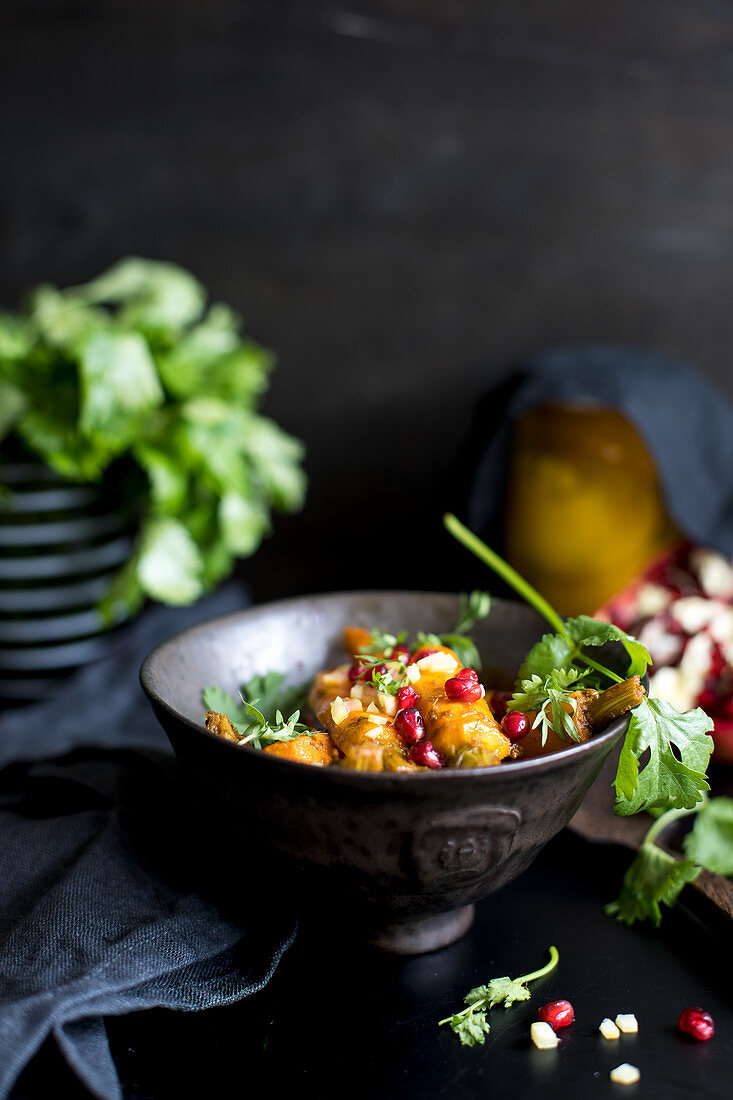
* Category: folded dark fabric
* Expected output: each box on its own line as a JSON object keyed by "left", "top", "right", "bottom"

{"left": 0, "top": 586, "right": 297, "bottom": 1100}
{"left": 463, "top": 346, "right": 733, "bottom": 555}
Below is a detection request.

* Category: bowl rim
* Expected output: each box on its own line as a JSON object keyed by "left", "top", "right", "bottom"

{"left": 139, "top": 589, "right": 629, "bottom": 788}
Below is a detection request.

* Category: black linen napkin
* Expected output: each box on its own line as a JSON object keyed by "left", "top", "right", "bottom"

{"left": 0, "top": 586, "right": 297, "bottom": 1100}
{"left": 463, "top": 346, "right": 733, "bottom": 555}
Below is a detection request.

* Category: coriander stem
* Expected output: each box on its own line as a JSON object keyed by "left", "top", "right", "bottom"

{"left": 443, "top": 514, "right": 624, "bottom": 684}
{"left": 516, "top": 944, "right": 559, "bottom": 984}
{"left": 645, "top": 804, "right": 700, "bottom": 847}
{"left": 443, "top": 514, "right": 567, "bottom": 638}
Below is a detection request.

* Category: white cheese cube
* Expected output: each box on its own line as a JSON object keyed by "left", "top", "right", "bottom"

{"left": 530, "top": 1021, "right": 559, "bottom": 1049}
{"left": 615, "top": 1014, "right": 638, "bottom": 1034}
{"left": 671, "top": 596, "right": 718, "bottom": 634}
{"left": 330, "top": 697, "right": 349, "bottom": 726}
{"left": 417, "top": 652, "right": 458, "bottom": 673}
{"left": 690, "top": 548, "right": 733, "bottom": 599}
{"left": 609, "top": 1064, "right": 640, "bottom": 1085}
{"left": 599, "top": 1018, "right": 620, "bottom": 1040}
{"left": 378, "top": 692, "right": 397, "bottom": 716}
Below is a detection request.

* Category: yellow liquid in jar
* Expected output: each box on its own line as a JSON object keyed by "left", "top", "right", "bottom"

{"left": 504, "top": 405, "right": 677, "bottom": 615}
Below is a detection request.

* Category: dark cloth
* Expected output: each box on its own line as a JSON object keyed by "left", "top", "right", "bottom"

{"left": 464, "top": 346, "right": 733, "bottom": 555}
{"left": 0, "top": 586, "right": 297, "bottom": 1100}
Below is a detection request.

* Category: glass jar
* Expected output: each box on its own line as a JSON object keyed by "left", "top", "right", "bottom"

{"left": 504, "top": 404, "right": 677, "bottom": 615}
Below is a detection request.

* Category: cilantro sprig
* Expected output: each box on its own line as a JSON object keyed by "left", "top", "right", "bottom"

{"left": 443, "top": 514, "right": 714, "bottom": 818}
{"left": 606, "top": 795, "right": 733, "bottom": 925}
{"left": 202, "top": 671, "right": 313, "bottom": 750}
{"left": 367, "top": 591, "right": 492, "bottom": 672}
{"left": 509, "top": 667, "right": 589, "bottom": 746}
{"left": 439, "top": 946, "right": 559, "bottom": 1046}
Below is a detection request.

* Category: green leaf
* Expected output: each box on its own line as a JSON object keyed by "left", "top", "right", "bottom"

{"left": 614, "top": 698, "right": 714, "bottom": 815}
{"left": 683, "top": 796, "right": 733, "bottom": 875}
{"left": 243, "top": 416, "right": 307, "bottom": 512}
{"left": 606, "top": 843, "right": 700, "bottom": 926}
{"left": 0, "top": 378, "right": 26, "bottom": 440}
{"left": 133, "top": 443, "right": 188, "bottom": 513}
{"left": 136, "top": 516, "right": 204, "bottom": 605}
{"left": 451, "top": 1010, "right": 490, "bottom": 1047}
{"left": 439, "top": 633, "right": 481, "bottom": 670}
{"left": 565, "top": 615, "right": 651, "bottom": 677}
{"left": 241, "top": 671, "right": 309, "bottom": 724}
{"left": 518, "top": 633, "right": 575, "bottom": 682}
{"left": 482, "top": 977, "right": 533, "bottom": 1009}
{"left": 219, "top": 492, "right": 270, "bottom": 556}
{"left": 201, "top": 685, "right": 249, "bottom": 725}
{"left": 79, "top": 331, "right": 164, "bottom": 450}
{"left": 73, "top": 256, "right": 206, "bottom": 332}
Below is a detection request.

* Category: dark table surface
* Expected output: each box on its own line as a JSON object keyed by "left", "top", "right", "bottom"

{"left": 11, "top": 827, "right": 732, "bottom": 1099}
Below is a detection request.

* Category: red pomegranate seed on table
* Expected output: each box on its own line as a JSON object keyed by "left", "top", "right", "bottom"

{"left": 538, "top": 1000, "right": 575, "bottom": 1030}
{"left": 394, "top": 707, "right": 426, "bottom": 745}
{"left": 678, "top": 1007, "right": 714, "bottom": 1041}
{"left": 409, "top": 740, "right": 443, "bottom": 768}
{"left": 502, "top": 711, "right": 530, "bottom": 741}
{"left": 445, "top": 676, "right": 482, "bottom": 703}
{"left": 396, "top": 685, "right": 419, "bottom": 710}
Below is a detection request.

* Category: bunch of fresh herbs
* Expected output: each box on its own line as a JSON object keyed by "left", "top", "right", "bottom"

{"left": 0, "top": 258, "right": 306, "bottom": 622}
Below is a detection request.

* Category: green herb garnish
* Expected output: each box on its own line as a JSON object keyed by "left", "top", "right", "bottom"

{"left": 0, "top": 258, "right": 306, "bottom": 623}
{"left": 443, "top": 513, "right": 714, "bottom": 818}
{"left": 509, "top": 667, "right": 589, "bottom": 745}
{"left": 439, "top": 946, "right": 559, "bottom": 1046}
{"left": 202, "top": 670, "right": 312, "bottom": 749}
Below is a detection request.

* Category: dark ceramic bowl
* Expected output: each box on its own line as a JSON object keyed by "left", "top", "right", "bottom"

{"left": 141, "top": 592, "right": 629, "bottom": 954}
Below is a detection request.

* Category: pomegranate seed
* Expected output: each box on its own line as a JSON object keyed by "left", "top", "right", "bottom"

{"left": 445, "top": 675, "right": 482, "bottom": 703}
{"left": 394, "top": 707, "right": 426, "bottom": 745}
{"left": 348, "top": 659, "right": 371, "bottom": 682}
{"left": 396, "top": 685, "right": 419, "bottom": 710}
{"left": 409, "top": 740, "right": 443, "bottom": 768}
{"left": 502, "top": 711, "right": 530, "bottom": 741}
{"left": 410, "top": 647, "right": 439, "bottom": 664}
{"left": 456, "top": 667, "right": 479, "bottom": 682}
{"left": 390, "top": 645, "right": 410, "bottom": 664}
{"left": 538, "top": 1000, "right": 574, "bottom": 1030}
{"left": 490, "top": 690, "right": 512, "bottom": 719}
{"left": 678, "top": 1007, "right": 714, "bottom": 1041}
{"left": 697, "top": 689, "right": 717, "bottom": 710}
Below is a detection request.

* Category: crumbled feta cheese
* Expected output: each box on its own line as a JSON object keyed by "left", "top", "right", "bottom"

{"left": 709, "top": 606, "right": 733, "bottom": 665}
{"left": 679, "top": 631, "right": 713, "bottom": 697}
{"left": 609, "top": 1064, "right": 640, "bottom": 1085}
{"left": 330, "top": 697, "right": 349, "bottom": 726}
{"left": 417, "top": 652, "right": 458, "bottom": 673}
{"left": 530, "top": 1021, "right": 559, "bottom": 1049}
{"left": 670, "top": 596, "right": 719, "bottom": 635}
{"left": 636, "top": 583, "right": 672, "bottom": 618}
{"left": 690, "top": 548, "right": 733, "bottom": 599}
{"left": 406, "top": 664, "right": 421, "bottom": 684}
{"left": 378, "top": 692, "right": 397, "bottom": 716}
{"left": 649, "top": 666, "right": 694, "bottom": 713}
{"left": 638, "top": 618, "right": 685, "bottom": 667}
{"left": 615, "top": 1014, "right": 638, "bottom": 1034}
{"left": 599, "top": 1018, "right": 620, "bottom": 1040}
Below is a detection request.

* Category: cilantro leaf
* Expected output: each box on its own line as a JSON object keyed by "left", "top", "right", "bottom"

{"left": 683, "top": 796, "right": 733, "bottom": 875}
{"left": 606, "top": 841, "right": 700, "bottom": 926}
{"left": 509, "top": 668, "right": 587, "bottom": 745}
{"left": 450, "top": 1010, "right": 490, "bottom": 1047}
{"left": 518, "top": 633, "right": 575, "bottom": 682}
{"left": 482, "top": 977, "right": 533, "bottom": 1009}
{"left": 241, "top": 671, "right": 310, "bottom": 724}
{"left": 564, "top": 615, "right": 651, "bottom": 678}
{"left": 614, "top": 698, "right": 714, "bottom": 815}
{"left": 201, "top": 685, "right": 250, "bottom": 726}
{"left": 136, "top": 516, "right": 204, "bottom": 605}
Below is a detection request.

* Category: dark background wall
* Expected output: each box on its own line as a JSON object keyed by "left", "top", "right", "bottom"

{"left": 3, "top": 0, "right": 733, "bottom": 599}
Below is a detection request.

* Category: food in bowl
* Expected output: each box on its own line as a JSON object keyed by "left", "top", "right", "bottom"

{"left": 203, "top": 609, "right": 645, "bottom": 773}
